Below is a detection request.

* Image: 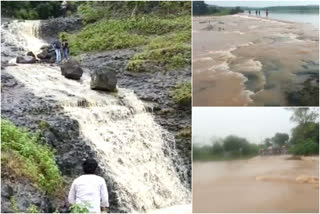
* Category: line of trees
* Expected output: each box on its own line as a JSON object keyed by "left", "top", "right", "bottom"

{"left": 193, "top": 1, "right": 243, "bottom": 16}
{"left": 193, "top": 135, "right": 259, "bottom": 161}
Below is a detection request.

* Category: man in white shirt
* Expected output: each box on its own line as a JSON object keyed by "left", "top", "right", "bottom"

{"left": 68, "top": 159, "right": 109, "bottom": 213}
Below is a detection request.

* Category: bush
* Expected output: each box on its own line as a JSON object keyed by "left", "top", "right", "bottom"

{"left": 1, "top": 119, "right": 63, "bottom": 195}
{"left": 289, "top": 139, "right": 319, "bottom": 155}
{"left": 170, "top": 82, "right": 191, "bottom": 106}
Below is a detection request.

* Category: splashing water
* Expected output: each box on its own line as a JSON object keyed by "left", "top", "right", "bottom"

{"left": 1, "top": 20, "right": 191, "bottom": 212}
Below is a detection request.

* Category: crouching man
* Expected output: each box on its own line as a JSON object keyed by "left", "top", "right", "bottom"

{"left": 68, "top": 159, "right": 109, "bottom": 213}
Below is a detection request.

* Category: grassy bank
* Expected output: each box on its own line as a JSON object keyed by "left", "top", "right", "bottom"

{"left": 1, "top": 119, "right": 63, "bottom": 195}
{"left": 61, "top": 2, "right": 191, "bottom": 72}
{"left": 193, "top": 153, "right": 257, "bottom": 162}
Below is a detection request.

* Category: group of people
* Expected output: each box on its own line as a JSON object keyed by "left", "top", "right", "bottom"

{"left": 52, "top": 38, "right": 69, "bottom": 64}
{"left": 248, "top": 9, "right": 269, "bottom": 17}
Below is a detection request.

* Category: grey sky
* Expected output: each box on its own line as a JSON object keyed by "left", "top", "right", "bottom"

{"left": 205, "top": 1, "right": 319, "bottom": 7}
{"left": 193, "top": 107, "right": 296, "bottom": 145}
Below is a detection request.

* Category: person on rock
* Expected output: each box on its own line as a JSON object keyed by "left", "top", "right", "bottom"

{"left": 68, "top": 159, "right": 109, "bottom": 213}
{"left": 52, "top": 39, "right": 62, "bottom": 64}
{"left": 62, "top": 39, "right": 70, "bottom": 61}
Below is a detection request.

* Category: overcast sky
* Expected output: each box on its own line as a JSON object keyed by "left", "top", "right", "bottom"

{"left": 206, "top": 1, "right": 319, "bottom": 7}
{"left": 193, "top": 107, "right": 297, "bottom": 145}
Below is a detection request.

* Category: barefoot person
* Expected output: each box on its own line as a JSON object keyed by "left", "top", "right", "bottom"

{"left": 68, "top": 159, "right": 109, "bottom": 213}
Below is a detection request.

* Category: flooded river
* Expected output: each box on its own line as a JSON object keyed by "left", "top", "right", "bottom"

{"left": 193, "top": 15, "right": 319, "bottom": 106}
{"left": 193, "top": 155, "right": 319, "bottom": 213}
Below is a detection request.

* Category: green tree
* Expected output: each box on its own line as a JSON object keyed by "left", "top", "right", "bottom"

{"left": 271, "top": 133, "right": 289, "bottom": 147}
{"left": 193, "top": 1, "right": 208, "bottom": 15}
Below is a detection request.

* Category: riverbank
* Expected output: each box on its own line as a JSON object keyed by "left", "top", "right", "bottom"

{"left": 193, "top": 155, "right": 319, "bottom": 213}
{"left": 193, "top": 14, "right": 319, "bottom": 106}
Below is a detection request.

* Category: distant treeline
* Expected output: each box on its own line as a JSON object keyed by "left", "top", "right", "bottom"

{"left": 193, "top": 1, "right": 243, "bottom": 16}
{"left": 264, "top": 5, "right": 319, "bottom": 13}
{"left": 193, "top": 135, "right": 260, "bottom": 161}
{"left": 194, "top": 108, "right": 319, "bottom": 161}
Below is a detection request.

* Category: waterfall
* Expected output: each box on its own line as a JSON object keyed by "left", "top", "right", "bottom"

{"left": 1, "top": 20, "right": 191, "bottom": 212}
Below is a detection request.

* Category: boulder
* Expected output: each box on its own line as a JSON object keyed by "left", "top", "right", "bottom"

{"left": 26, "top": 51, "right": 36, "bottom": 58}
{"left": 60, "top": 60, "right": 83, "bottom": 80}
{"left": 90, "top": 69, "right": 117, "bottom": 92}
{"left": 16, "top": 56, "right": 36, "bottom": 64}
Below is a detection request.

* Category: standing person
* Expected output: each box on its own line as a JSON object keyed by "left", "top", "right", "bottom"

{"left": 249, "top": 10, "right": 251, "bottom": 15}
{"left": 255, "top": 10, "right": 258, "bottom": 16}
{"left": 266, "top": 9, "right": 269, "bottom": 17}
{"left": 53, "top": 38, "right": 61, "bottom": 64}
{"left": 259, "top": 10, "right": 261, "bottom": 16}
{"left": 68, "top": 159, "right": 109, "bottom": 213}
{"left": 62, "top": 39, "right": 70, "bottom": 61}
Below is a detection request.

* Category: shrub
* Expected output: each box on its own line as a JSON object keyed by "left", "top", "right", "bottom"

{"left": 170, "top": 82, "right": 191, "bottom": 106}
{"left": 289, "top": 139, "right": 319, "bottom": 155}
{"left": 1, "top": 119, "right": 63, "bottom": 195}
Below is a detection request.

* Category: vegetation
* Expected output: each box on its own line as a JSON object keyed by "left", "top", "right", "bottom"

{"left": 193, "top": 1, "right": 243, "bottom": 16}
{"left": 1, "top": 119, "right": 63, "bottom": 195}
{"left": 70, "top": 204, "right": 90, "bottom": 213}
{"left": 265, "top": 5, "right": 319, "bottom": 13}
{"left": 1, "top": 1, "right": 79, "bottom": 19}
{"left": 170, "top": 82, "right": 191, "bottom": 106}
{"left": 60, "top": 2, "right": 191, "bottom": 71}
{"left": 287, "top": 108, "right": 319, "bottom": 155}
{"left": 193, "top": 135, "right": 259, "bottom": 161}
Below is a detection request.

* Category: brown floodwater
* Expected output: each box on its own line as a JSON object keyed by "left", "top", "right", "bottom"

{"left": 193, "top": 15, "right": 319, "bottom": 106}
{"left": 193, "top": 155, "right": 319, "bottom": 213}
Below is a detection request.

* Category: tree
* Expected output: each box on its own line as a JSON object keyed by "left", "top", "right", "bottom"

{"left": 287, "top": 107, "right": 318, "bottom": 126}
{"left": 193, "top": 1, "right": 208, "bottom": 15}
{"left": 272, "top": 133, "right": 289, "bottom": 147}
{"left": 264, "top": 138, "right": 272, "bottom": 147}
{"left": 212, "top": 142, "right": 223, "bottom": 154}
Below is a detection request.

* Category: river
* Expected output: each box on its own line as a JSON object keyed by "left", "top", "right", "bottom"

{"left": 193, "top": 155, "right": 319, "bottom": 213}
{"left": 245, "top": 12, "right": 319, "bottom": 28}
{"left": 193, "top": 14, "right": 319, "bottom": 106}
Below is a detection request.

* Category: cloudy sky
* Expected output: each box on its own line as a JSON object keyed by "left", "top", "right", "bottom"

{"left": 205, "top": 1, "right": 319, "bottom": 7}
{"left": 193, "top": 107, "right": 297, "bottom": 145}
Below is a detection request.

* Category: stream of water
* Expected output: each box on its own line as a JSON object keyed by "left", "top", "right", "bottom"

{"left": 1, "top": 20, "right": 191, "bottom": 213}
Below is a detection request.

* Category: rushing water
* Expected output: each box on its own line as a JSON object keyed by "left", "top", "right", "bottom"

{"left": 1, "top": 20, "right": 191, "bottom": 213}
{"left": 193, "top": 156, "right": 319, "bottom": 213}
{"left": 193, "top": 15, "right": 319, "bottom": 106}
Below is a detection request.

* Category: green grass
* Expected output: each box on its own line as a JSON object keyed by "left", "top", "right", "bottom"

{"left": 1, "top": 119, "right": 63, "bottom": 195}
{"left": 170, "top": 82, "right": 191, "bottom": 106}
{"left": 61, "top": 15, "right": 191, "bottom": 71}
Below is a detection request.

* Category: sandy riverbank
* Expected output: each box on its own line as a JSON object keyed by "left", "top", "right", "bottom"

{"left": 193, "top": 155, "right": 319, "bottom": 213}
{"left": 193, "top": 14, "right": 319, "bottom": 106}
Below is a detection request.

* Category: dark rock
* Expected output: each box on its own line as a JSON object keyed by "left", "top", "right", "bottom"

{"left": 16, "top": 56, "right": 36, "bottom": 64}
{"left": 60, "top": 60, "right": 83, "bottom": 80}
{"left": 26, "top": 51, "right": 35, "bottom": 58}
{"left": 90, "top": 69, "right": 117, "bottom": 91}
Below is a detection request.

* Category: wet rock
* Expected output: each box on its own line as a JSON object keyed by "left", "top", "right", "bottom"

{"left": 60, "top": 60, "right": 83, "bottom": 80}
{"left": 90, "top": 69, "right": 117, "bottom": 91}
{"left": 26, "top": 51, "right": 35, "bottom": 58}
{"left": 37, "top": 46, "right": 56, "bottom": 63}
{"left": 1, "top": 177, "right": 52, "bottom": 213}
{"left": 16, "top": 56, "right": 36, "bottom": 64}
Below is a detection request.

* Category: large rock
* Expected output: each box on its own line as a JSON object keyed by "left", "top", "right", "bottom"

{"left": 16, "top": 56, "right": 36, "bottom": 64}
{"left": 26, "top": 51, "right": 35, "bottom": 58}
{"left": 90, "top": 69, "right": 117, "bottom": 91}
{"left": 60, "top": 60, "right": 83, "bottom": 80}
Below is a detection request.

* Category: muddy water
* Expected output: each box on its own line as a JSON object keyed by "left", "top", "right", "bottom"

{"left": 193, "top": 156, "right": 319, "bottom": 213}
{"left": 193, "top": 15, "right": 319, "bottom": 106}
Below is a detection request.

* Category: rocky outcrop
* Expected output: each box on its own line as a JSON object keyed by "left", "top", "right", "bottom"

{"left": 60, "top": 60, "right": 83, "bottom": 80}
{"left": 16, "top": 56, "right": 36, "bottom": 64}
{"left": 78, "top": 49, "right": 192, "bottom": 188}
{"left": 38, "top": 17, "right": 83, "bottom": 40}
{"left": 90, "top": 69, "right": 117, "bottom": 91}
{"left": 26, "top": 51, "right": 36, "bottom": 58}
{"left": 37, "top": 45, "right": 56, "bottom": 63}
